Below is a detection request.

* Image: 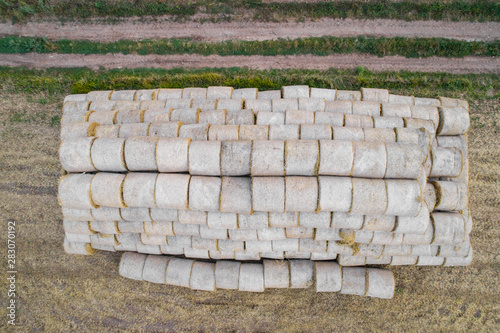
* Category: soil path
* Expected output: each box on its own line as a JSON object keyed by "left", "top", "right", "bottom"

{"left": 1, "top": 18, "right": 499, "bottom": 42}
{"left": 2, "top": 53, "right": 498, "bottom": 74}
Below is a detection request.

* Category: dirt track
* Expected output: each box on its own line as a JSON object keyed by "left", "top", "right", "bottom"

{"left": 2, "top": 53, "right": 498, "bottom": 74}
{"left": 1, "top": 18, "right": 499, "bottom": 42}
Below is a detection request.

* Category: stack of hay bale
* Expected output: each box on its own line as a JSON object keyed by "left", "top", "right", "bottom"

{"left": 59, "top": 86, "right": 472, "bottom": 298}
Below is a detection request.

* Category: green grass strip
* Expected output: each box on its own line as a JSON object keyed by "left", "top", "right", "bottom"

{"left": 1, "top": 36, "right": 499, "bottom": 58}
{"left": 0, "top": 66, "right": 498, "bottom": 101}
{"left": 1, "top": 0, "right": 499, "bottom": 23}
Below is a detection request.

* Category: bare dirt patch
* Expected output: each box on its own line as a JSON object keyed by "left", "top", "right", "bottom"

{"left": 1, "top": 53, "right": 498, "bottom": 74}
{"left": 1, "top": 18, "right": 499, "bottom": 42}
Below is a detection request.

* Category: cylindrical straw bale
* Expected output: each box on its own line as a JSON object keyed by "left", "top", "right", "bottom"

{"left": 390, "top": 256, "right": 417, "bottom": 265}
{"left": 385, "top": 142, "right": 422, "bottom": 179}
{"left": 221, "top": 141, "right": 251, "bottom": 176}
{"left": 325, "top": 100, "right": 352, "bottom": 114}
{"left": 285, "top": 110, "right": 314, "bottom": 125}
{"left": 122, "top": 173, "right": 157, "bottom": 208}
{"left": 90, "top": 138, "right": 127, "bottom": 172}
{"left": 170, "top": 108, "right": 200, "bottom": 124}
{"left": 165, "top": 257, "right": 195, "bottom": 287}
{"left": 395, "top": 202, "right": 429, "bottom": 234}
{"left": 119, "top": 252, "right": 147, "bottom": 280}
{"left": 338, "top": 254, "right": 367, "bottom": 266}
{"left": 189, "top": 140, "right": 221, "bottom": 176}
{"left": 388, "top": 94, "right": 414, "bottom": 105}
{"left": 299, "top": 98, "right": 326, "bottom": 112}
{"left": 252, "top": 177, "right": 285, "bottom": 213}
{"left": 344, "top": 114, "right": 374, "bottom": 128}
{"left": 157, "top": 88, "right": 183, "bottom": 100}
{"left": 318, "top": 140, "right": 354, "bottom": 176}
{"left": 60, "top": 113, "right": 87, "bottom": 124}
{"left": 182, "top": 88, "right": 207, "bottom": 99}
{"left": 381, "top": 103, "right": 411, "bottom": 117}
{"left": 285, "top": 176, "right": 318, "bottom": 212}
{"left": 352, "top": 101, "right": 381, "bottom": 116}
{"left": 285, "top": 140, "right": 319, "bottom": 175}
{"left": 226, "top": 109, "right": 254, "bottom": 125}
{"left": 94, "top": 124, "right": 120, "bottom": 138}
{"left": 245, "top": 99, "right": 272, "bottom": 112}
{"left": 251, "top": 140, "right": 285, "bottom": 176}
{"left": 351, "top": 178, "right": 387, "bottom": 215}
{"left": 361, "top": 87, "right": 389, "bottom": 103}
{"left": 149, "top": 121, "right": 181, "bottom": 137}
{"left": 117, "top": 221, "right": 144, "bottom": 234}
{"left": 411, "top": 106, "right": 439, "bottom": 129}
{"left": 90, "top": 221, "right": 119, "bottom": 234}
{"left": 207, "top": 211, "right": 238, "bottom": 230}
{"left": 64, "top": 94, "right": 87, "bottom": 104}
{"left": 142, "top": 255, "right": 170, "bottom": 284}
{"left": 90, "top": 172, "right": 126, "bottom": 208}
{"left": 61, "top": 122, "right": 98, "bottom": 139}
{"left": 443, "top": 247, "right": 473, "bottom": 267}
{"left": 91, "top": 207, "right": 122, "bottom": 221}
{"left": 373, "top": 116, "right": 404, "bottom": 129}
{"left": 404, "top": 118, "right": 436, "bottom": 137}
{"left": 155, "top": 174, "right": 190, "bottom": 210}
{"left": 190, "top": 261, "right": 216, "bottom": 291}
{"left": 63, "top": 219, "right": 94, "bottom": 235}
{"left": 365, "top": 256, "right": 392, "bottom": 265}
{"left": 66, "top": 232, "right": 91, "bottom": 243}
{"left": 363, "top": 128, "right": 396, "bottom": 142}
{"left": 315, "top": 262, "right": 341, "bottom": 292}
{"left": 433, "top": 181, "right": 466, "bottom": 211}
{"left": 232, "top": 88, "right": 258, "bottom": 100}
{"left": 239, "top": 125, "right": 269, "bottom": 140}
{"left": 89, "top": 100, "right": 115, "bottom": 112}
{"left": 385, "top": 179, "right": 422, "bottom": 216}
{"left": 188, "top": 176, "right": 222, "bottom": 211}
{"left": 282, "top": 85, "right": 309, "bottom": 99}
{"left": 115, "top": 110, "right": 143, "bottom": 124}
{"left": 62, "top": 208, "right": 93, "bottom": 221}
{"left": 165, "top": 98, "right": 192, "bottom": 109}
{"left": 156, "top": 137, "right": 190, "bottom": 172}
{"left": 63, "top": 238, "right": 95, "bottom": 255}
{"left": 351, "top": 141, "right": 387, "bottom": 178}
{"left": 58, "top": 174, "right": 97, "bottom": 209}
{"left": 429, "top": 147, "right": 463, "bottom": 177}
{"left": 215, "top": 261, "right": 241, "bottom": 289}
{"left": 362, "top": 215, "right": 395, "bottom": 232}
{"left": 318, "top": 176, "right": 352, "bottom": 212}
{"left": 87, "top": 90, "right": 112, "bottom": 101}
{"left": 110, "top": 90, "right": 136, "bottom": 101}
{"left": 192, "top": 99, "right": 217, "bottom": 111}
{"left": 239, "top": 263, "right": 265, "bottom": 292}
{"left": 207, "top": 86, "right": 233, "bottom": 99}
{"left": 331, "top": 212, "right": 364, "bottom": 229}
{"left": 263, "top": 260, "right": 289, "bottom": 288}
{"left": 414, "top": 97, "right": 440, "bottom": 106}
{"left": 60, "top": 137, "right": 97, "bottom": 173}
{"left": 150, "top": 208, "right": 178, "bottom": 222}
{"left": 208, "top": 125, "right": 239, "bottom": 141}
{"left": 121, "top": 207, "right": 151, "bottom": 221}
{"left": 256, "top": 111, "right": 285, "bottom": 125}
{"left": 299, "top": 212, "right": 331, "bottom": 229}
{"left": 178, "top": 124, "right": 209, "bottom": 140}
{"left": 436, "top": 135, "right": 467, "bottom": 157}
{"left": 177, "top": 210, "right": 207, "bottom": 225}
{"left": 140, "top": 100, "right": 165, "bottom": 110}
{"left": 114, "top": 100, "right": 141, "bottom": 111}
{"left": 431, "top": 212, "right": 461, "bottom": 245}
{"left": 272, "top": 98, "right": 299, "bottom": 113}
{"left": 300, "top": 124, "right": 332, "bottom": 140}
{"left": 87, "top": 111, "right": 117, "bottom": 125}
{"left": 340, "top": 267, "right": 366, "bottom": 295}
{"left": 119, "top": 123, "right": 149, "bottom": 137}
{"left": 269, "top": 212, "right": 299, "bottom": 228}
{"left": 198, "top": 110, "right": 226, "bottom": 125}
{"left": 288, "top": 260, "right": 313, "bottom": 288}
{"left": 395, "top": 127, "right": 419, "bottom": 144}
{"left": 136, "top": 243, "right": 161, "bottom": 254}
{"left": 423, "top": 183, "right": 437, "bottom": 211}
{"left": 314, "top": 112, "right": 344, "bottom": 127}
{"left": 333, "top": 127, "right": 364, "bottom": 141}
{"left": 269, "top": 124, "right": 299, "bottom": 140}
{"left": 124, "top": 136, "right": 158, "bottom": 171}
{"left": 311, "top": 88, "right": 336, "bottom": 101}
{"left": 437, "top": 106, "right": 470, "bottom": 135}
{"left": 336, "top": 90, "right": 361, "bottom": 101}
{"left": 370, "top": 232, "right": 402, "bottom": 246}
{"left": 439, "top": 97, "right": 469, "bottom": 109}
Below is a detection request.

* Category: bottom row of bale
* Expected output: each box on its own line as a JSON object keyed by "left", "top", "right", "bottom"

{"left": 118, "top": 252, "right": 395, "bottom": 298}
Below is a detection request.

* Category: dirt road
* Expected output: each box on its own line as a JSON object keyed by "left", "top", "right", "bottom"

{"left": 1, "top": 18, "right": 499, "bottom": 42}
{"left": 2, "top": 53, "right": 498, "bottom": 74}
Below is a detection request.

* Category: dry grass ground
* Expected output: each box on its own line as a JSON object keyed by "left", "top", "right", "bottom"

{"left": 0, "top": 88, "right": 498, "bottom": 332}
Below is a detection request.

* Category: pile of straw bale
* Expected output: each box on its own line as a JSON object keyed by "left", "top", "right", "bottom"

{"left": 59, "top": 86, "right": 471, "bottom": 298}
